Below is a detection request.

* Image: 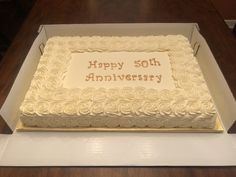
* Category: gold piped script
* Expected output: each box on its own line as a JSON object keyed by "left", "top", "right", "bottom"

{"left": 85, "top": 58, "right": 162, "bottom": 83}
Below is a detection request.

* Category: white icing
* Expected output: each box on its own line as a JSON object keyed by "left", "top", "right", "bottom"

{"left": 19, "top": 35, "right": 217, "bottom": 128}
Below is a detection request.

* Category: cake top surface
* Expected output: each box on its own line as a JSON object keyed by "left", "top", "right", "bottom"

{"left": 20, "top": 35, "right": 216, "bottom": 118}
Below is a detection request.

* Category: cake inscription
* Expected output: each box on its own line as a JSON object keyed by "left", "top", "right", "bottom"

{"left": 88, "top": 60, "right": 124, "bottom": 70}
{"left": 86, "top": 57, "right": 162, "bottom": 83}
{"left": 85, "top": 73, "right": 162, "bottom": 83}
{"left": 134, "top": 58, "right": 161, "bottom": 68}
{"left": 64, "top": 52, "right": 175, "bottom": 89}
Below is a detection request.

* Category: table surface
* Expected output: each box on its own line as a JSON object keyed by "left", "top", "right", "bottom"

{"left": 211, "top": 0, "right": 236, "bottom": 19}
{"left": 0, "top": 0, "right": 236, "bottom": 176}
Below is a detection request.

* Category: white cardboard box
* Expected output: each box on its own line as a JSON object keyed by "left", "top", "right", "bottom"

{"left": 0, "top": 23, "right": 236, "bottom": 166}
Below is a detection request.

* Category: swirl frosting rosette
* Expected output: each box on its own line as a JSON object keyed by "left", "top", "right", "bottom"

{"left": 131, "top": 100, "right": 143, "bottom": 115}
{"left": 52, "top": 88, "right": 69, "bottom": 101}
{"left": 142, "top": 101, "right": 158, "bottom": 116}
{"left": 20, "top": 101, "right": 35, "bottom": 116}
{"left": 134, "top": 87, "right": 146, "bottom": 100}
{"left": 104, "top": 100, "right": 119, "bottom": 116}
{"left": 24, "top": 89, "right": 37, "bottom": 101}
{"left": 80, "top": 87, "right": 95, "bottom": 100}
{"left": 68, "top": 88, "right": 81, "bottom": 100}
{"left": 120, "top": 87, "right": 134, "bottom": 100}
{"left": 91, "top": 102, "right": 104, "bottom": 115}
{"left": 92, "top": 88, "right": 107, "bottom": 102}
{"left": 145, "top": 89, "right": 160, "bottom": 100}
{"left": 107, "top": 88, "right": 120, "bottom": 100}
{"left": 35, "top": 101, "right": 50, "bottom": 116}
{"left": 63, "top": 101, "right": 77, "bottom": 115}
{"left": 49, "top": 101, "right": 64, "bottom": 115}
{"left": 118, "top": 100, "right": 133, "bottom": 115}
{"left": 77, "top": 100, "right": 92, "bottom": 115}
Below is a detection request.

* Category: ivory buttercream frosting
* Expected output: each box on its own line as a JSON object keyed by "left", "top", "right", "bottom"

{"left": 19, "top": 35, "right": 217, "bottom": 128}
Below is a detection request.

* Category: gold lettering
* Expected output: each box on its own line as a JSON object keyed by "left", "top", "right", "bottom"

{"left": 149, "top": 58, "right": 161, "bottom": 66}
{"left": 143, "top": 75, "right": 148, "bottom": 81}
{"left": 118, "top": 74, "right": 125, "bottom": 81}
{"left": 117, "top": 62, "right": 124, "bottom": 70}
{"left": 88, "top": 60, "right": 97, "bottom": 69}
{"left": 138, "top": 75, "right": 142, "bottom": 81}
{"left": 85, "top": 73, "right": 95, "bottom": 81}
{"left": 156, "top": 75, "right": 162, "bottom": 83}
{"left": 132, "top": 75, "right": 137, "bottom": 81}
{"left": 104, "top": 75, "right": 112, "bottom": 81}
{"left": 96, "top": 75, "right": 103, "bottom": 81}
{"left": 103, "top": 63, "right": 110, "bottom": 70}
{"left": 126, "top": 74, "right": 131, "bottom": 81}
{"left": 149, "top": 75, "right": 155, "bottom": 81}
{"left": 110, "top": 63, "right": 117, "bottom": 70}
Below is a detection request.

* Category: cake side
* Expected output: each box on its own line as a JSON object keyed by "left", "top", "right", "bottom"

{"left": 19, "top": 35, "right": 217, "bottom": 128}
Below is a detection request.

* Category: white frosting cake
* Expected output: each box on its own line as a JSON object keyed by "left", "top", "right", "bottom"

{"left": 19, "top": 35, "right": 217, "bottom": 128}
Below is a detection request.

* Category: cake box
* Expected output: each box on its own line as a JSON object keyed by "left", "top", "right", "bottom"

{"left": 0, "top": 23, "right": 236, "bottom": 166}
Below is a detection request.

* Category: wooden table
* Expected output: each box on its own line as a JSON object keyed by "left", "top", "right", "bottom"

{"left": 211, "top": 0, "right": 236, "bottom": 19}
{"left": 0, "top": 0, "right": 236, "bottom": 176}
